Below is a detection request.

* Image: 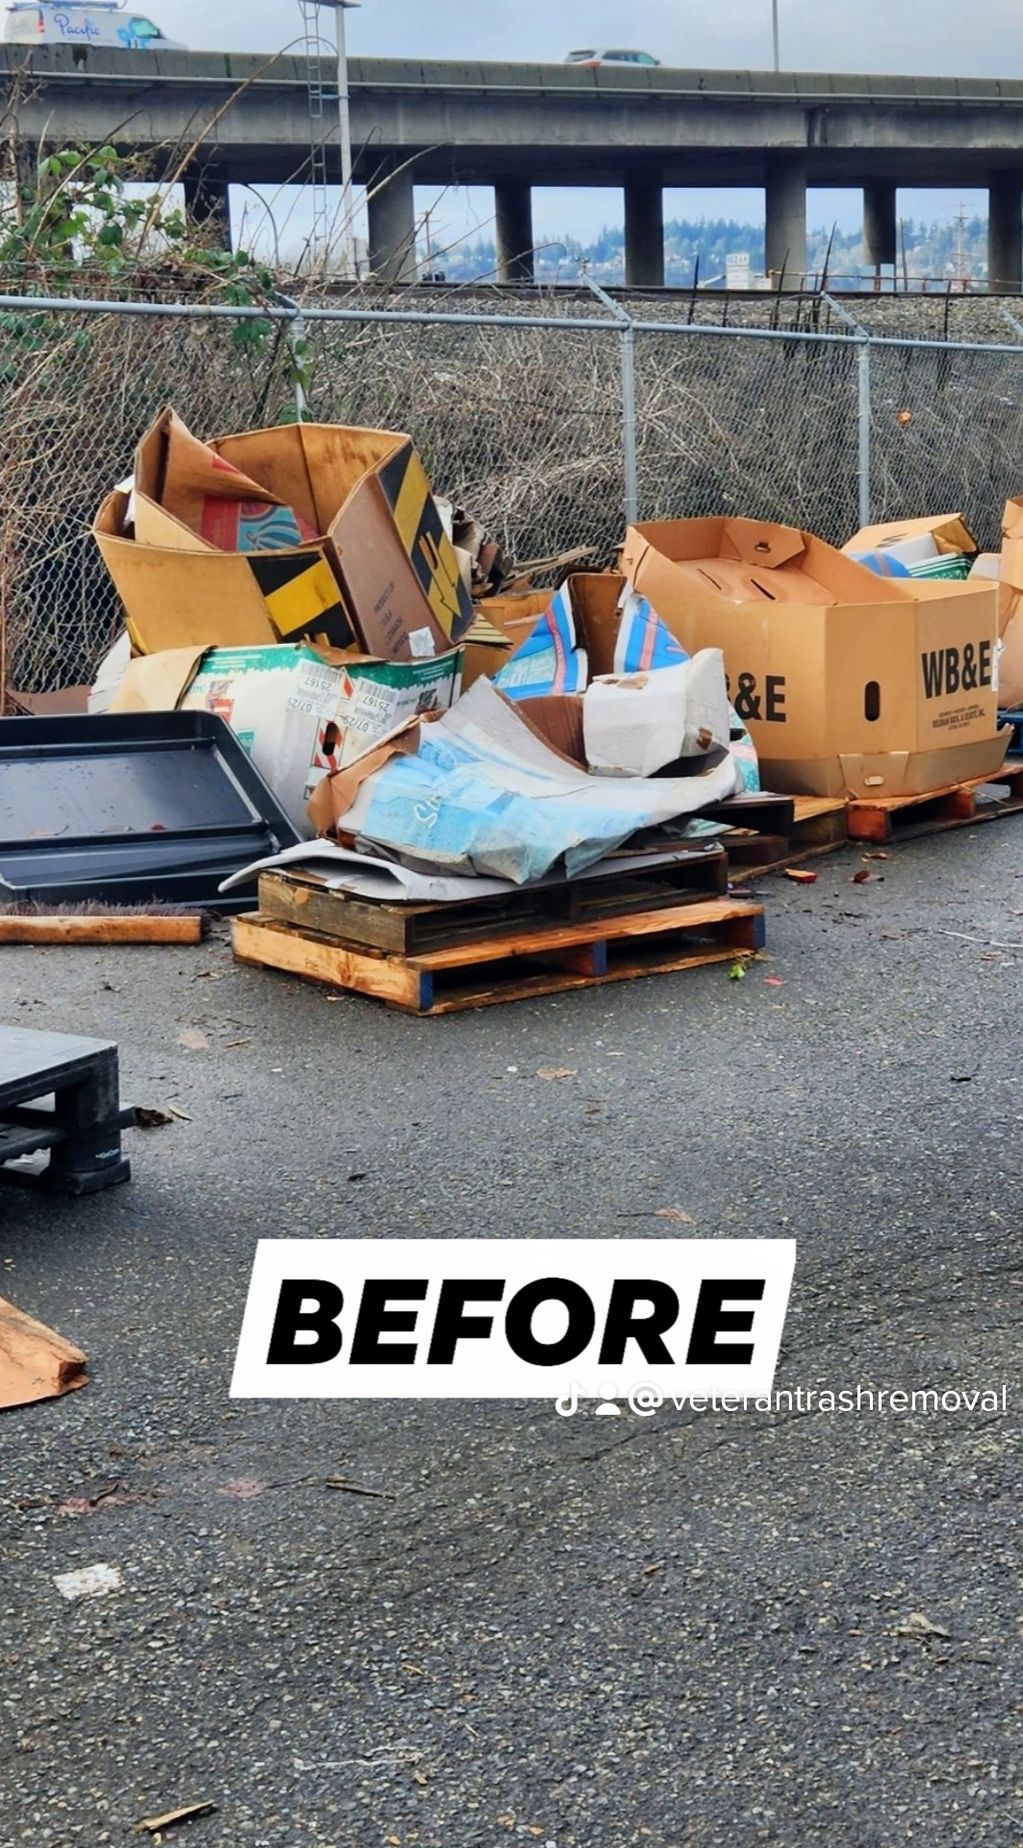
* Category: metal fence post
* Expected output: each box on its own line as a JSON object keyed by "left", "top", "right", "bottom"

{"left": 619, "top": 322, "right": 639, "bottom": 527}
{"left": 857, "top": 337, "right": 871, "bottom": 530}
{"left": 581, "top": 274, "right": 639, "bottom": 527}
{"left": 822, "top": 293, "right": 871, "bottom": 530}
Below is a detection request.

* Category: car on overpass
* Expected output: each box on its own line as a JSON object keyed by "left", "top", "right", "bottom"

{"left": 564, "top": 48, "right": 661, "bottom": 67}
{"left": 4, "top": 1, "right": 184, "bottom": 48}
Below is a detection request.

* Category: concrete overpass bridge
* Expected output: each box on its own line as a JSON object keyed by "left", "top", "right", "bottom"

{"left": 6, "top": 47, "right": 1023, "bottom": 286}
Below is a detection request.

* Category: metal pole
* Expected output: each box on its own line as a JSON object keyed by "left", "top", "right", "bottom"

{"left": 772, "top": 0, "right": 780, "bottom": 72}
{"left": 336, "top": 1, "right": 356, "bottom": 279}
{"left": 857, "top": 337, "right": 871, "bottom": 529}
{"left": 580, "top": 274, "right": 639, "bottom": 526}
{"left": 621, "top": 324, "right": 639, "bottom": 526}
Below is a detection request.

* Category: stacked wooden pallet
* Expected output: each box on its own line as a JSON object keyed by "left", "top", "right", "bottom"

{"left": 232, "top": 844, "right": 766, "bottom": 1016}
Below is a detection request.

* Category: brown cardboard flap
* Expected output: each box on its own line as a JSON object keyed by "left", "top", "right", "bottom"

{"left": 566, "top": 573, "right": 624, "bottom": 675}
{"left": 516, "top": 694, "right": 586, "bottom": 767}
{"left": 136, "top": 408, "right": 282, "bottom": 531}
{"left": 214, "top": 421, "right": 404, "bottom": 535}
{"left": 109, "top": 646, "right": 208, "bottom": 713}
{"left": 722, "top": 519, "right": 807, "bottom": 570}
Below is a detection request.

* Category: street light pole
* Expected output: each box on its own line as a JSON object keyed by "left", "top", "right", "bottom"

{"left": 772, "top": 0, "right": 780, "bottom": 72}
{"left": 325, "top": 0, "right": 359, "bottom": 278}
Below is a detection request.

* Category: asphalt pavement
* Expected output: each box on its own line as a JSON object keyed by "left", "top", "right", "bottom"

{"left": 2, "top": 824, "right": 1021, "bottom": 1848}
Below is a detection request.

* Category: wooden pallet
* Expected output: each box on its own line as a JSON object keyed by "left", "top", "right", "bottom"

{"left": 725, "top": 794, "right": 849, "bottom": 880}
{"left": 233, "top": 896, "right": 766, "bottom": 1016}
{"left": 846, "top": 761, "right": 1023, "bottom": 843}
{"left": 256, "top": 843, "right": 730, "bottom": 957}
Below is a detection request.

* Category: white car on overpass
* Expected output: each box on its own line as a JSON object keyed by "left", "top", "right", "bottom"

{"left": 564, "top": 48, "right": 661, "bottom": 68}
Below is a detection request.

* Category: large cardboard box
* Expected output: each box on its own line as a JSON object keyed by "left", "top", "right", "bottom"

{"left": 94, "top": 489, "right": 339, "bottom": 653}
{"left": 96, "top": 412, "right": 476, "bottom": 662}
{"left": 109, "top": 641, "right": 462, "bottom": 834}
{"left": 620, "top": 517, "right": 1003, "bottom": 796}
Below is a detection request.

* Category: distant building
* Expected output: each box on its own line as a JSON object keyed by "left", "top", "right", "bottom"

{"left": 725, "top": 250, "right": 771, "bottom": 291}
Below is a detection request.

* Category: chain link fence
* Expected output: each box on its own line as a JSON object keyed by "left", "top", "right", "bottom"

{"left": 3, "top": 289, "right": 1023, "bottom": 695}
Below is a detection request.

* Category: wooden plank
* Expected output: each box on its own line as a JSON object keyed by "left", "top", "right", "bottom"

{"left": 0, "top": 1296, "right": 87, "bottom": 1411}
{"left": 423, "top": 939, "right": 757, "bottom": 1016}
{"left": 232, "top": 915, "right": 428, "bottom": 1010}
{"left": 0, "top": 915, "right": 203, "bottom": 945}
{"left": 408, "top": 898, "right": 764, "bottom": 973}
{"left": 847, "top": 781, "right": 979, "bottom": 843}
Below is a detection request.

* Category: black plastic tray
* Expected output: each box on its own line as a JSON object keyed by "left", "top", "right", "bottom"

{"left": 0, "top": 710, "right": 300, "bottom": 910}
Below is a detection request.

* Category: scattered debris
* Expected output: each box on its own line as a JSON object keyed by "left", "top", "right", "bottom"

{"left": 177, "top": 1028, "right": 211, "bottom": 1052}
{"left": 536, "top": 1068, "right": 577, "bottom": 1081}
{"left": 53, "top": 1562, "right": 122, "bottom": 1602}
{"left": 785, "top": 869, "right": 818, "bottom": 884}
{"left": 56, "top": 1483, "right": 122, "bottom": 1518}
{"left": 324, "top": 1478, "right": 395, "bottom": 1501}
{"left": 135, "top": 1108, "right": 174, "bottom": 1130}
{"left": 0, "top": 1296, "right": 87, "bottom": 1411}
{"left": 894, "top": 1612, "right": 951, "bottom": 1641}
{"left": 136, "top": 1800, "right": 217, "bottom": 1835}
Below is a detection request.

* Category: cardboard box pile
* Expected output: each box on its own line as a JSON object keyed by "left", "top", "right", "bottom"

{"left": 95, "top": 409, "right": 476, "bottom": 662}
{"left": 87, "top": 402, "right": 1011, "bottom": 852}
{"left": 91, "top": 409, "right": 483, "bottom": 832}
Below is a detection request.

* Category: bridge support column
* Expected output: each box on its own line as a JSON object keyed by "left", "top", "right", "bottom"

{"left": 183, "top": 170, "right": 231, "bottom": 249}
{"left": 863, "top": 179, "right": 897, "bottom": 271}
{"left": 368, "top": 165, "right": 418, "bottom": 283}
{"left": 765, "top": 155, "right": 807, "bottom": 289}
{"left": 988, "top": 173, "right": 1023, "bottom": 293}
{"left": 624, "top": 180, "right": 665, "bottom": 288}
{"left": 495, "top": 181, "right": 534, "bottom": 282}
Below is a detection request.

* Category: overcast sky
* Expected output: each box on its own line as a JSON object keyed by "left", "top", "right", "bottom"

{"left": 156, "top": 1, "right": 998, "bottom": 253}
